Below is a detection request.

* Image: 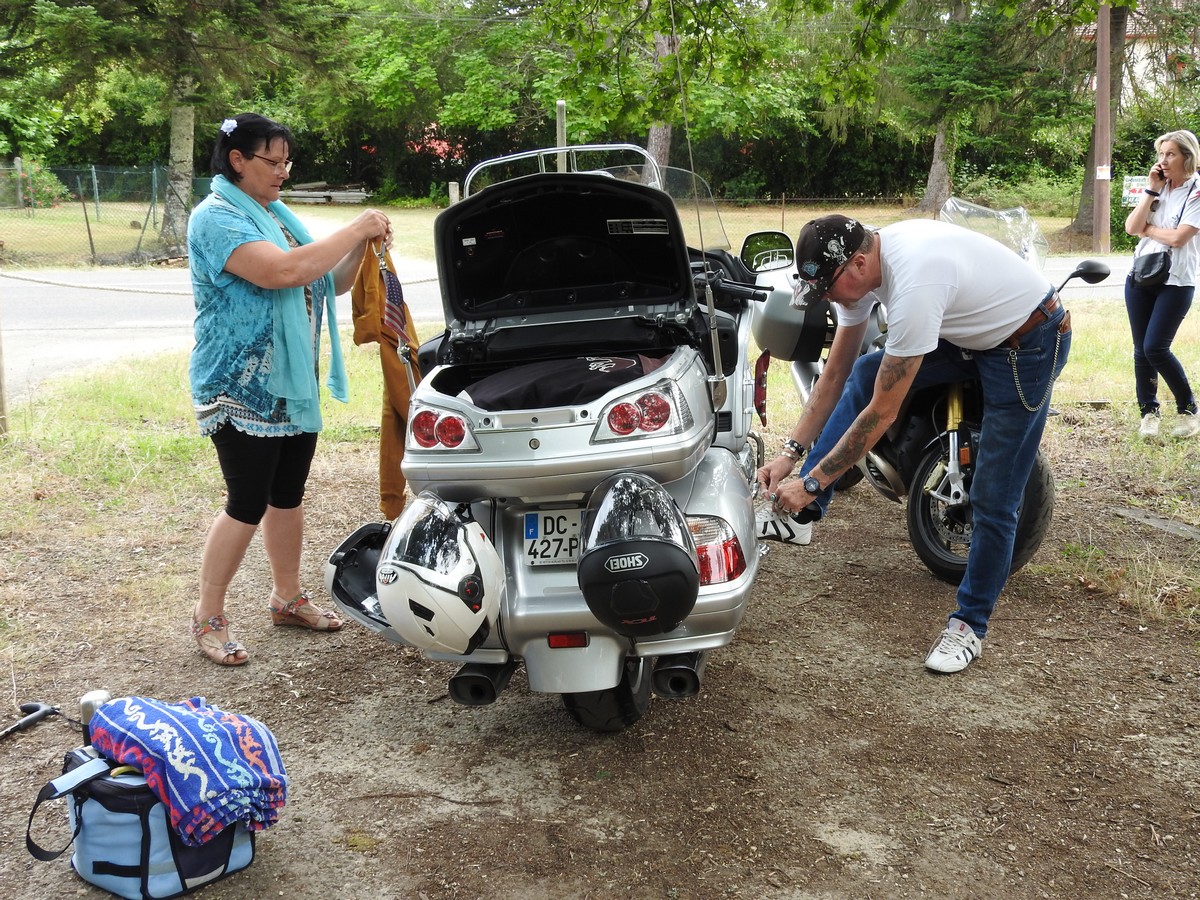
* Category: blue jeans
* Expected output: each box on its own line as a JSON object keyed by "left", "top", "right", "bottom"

{"left": 801, "top": 305, "right": 1071, "bottom": 638}
{"left": 1124, "top": 277, "right": 1197, "bottom": 416}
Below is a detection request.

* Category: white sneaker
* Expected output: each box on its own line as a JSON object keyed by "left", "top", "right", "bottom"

{"left": 1170, "top": 411, "right": 1200, "bottom": 438}
{"left": 756, "top": 509, "right": 812, "bottom": 546}
{"left": 924, "top": 618, "right": 983, "bottom": 673}
{"left": 1138, "top": 412, "right": 1160, "bottom": 437}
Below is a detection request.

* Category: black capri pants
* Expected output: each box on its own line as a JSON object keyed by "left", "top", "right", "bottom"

{"left": 210, "top": 423, "right": 319, "bottom": 525}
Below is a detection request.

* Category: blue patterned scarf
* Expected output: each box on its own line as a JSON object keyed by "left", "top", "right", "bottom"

{"left": 210, "top": 173, "right": 348, "bottom": 431}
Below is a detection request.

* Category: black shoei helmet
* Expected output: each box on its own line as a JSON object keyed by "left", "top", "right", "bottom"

{"left": 577, "top": 473, "right": 700, "bottom": 637}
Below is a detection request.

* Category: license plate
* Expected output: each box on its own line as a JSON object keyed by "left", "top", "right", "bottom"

{"left": 524, "top": 510, "right": 583, "bottom": 566}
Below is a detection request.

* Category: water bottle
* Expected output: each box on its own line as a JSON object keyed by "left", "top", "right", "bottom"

{"left": 79, "top": 689, "right": 113, "bottom": 745}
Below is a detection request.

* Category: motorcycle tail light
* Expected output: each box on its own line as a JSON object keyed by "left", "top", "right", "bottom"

{"left": 435, "top": 414, "right": 467, "bottom": 448}
{"left": 408, "top": 407, "right": 479, "bottom": 451}
{"left": 594, "top": 380, "right": 692, "bottom": 443}
{"left": 606, "top": 402, "right": 641, "bottom": 436}
{"left": 412, "top": 409, "right": 440, "bottom": 448}
{"left": 754, "top": 350, "right": 770, "bottom": 425}
{"left": 688, "top": 516, "right": 746, "bottom": 585}
{"left": 636, "top": 392, "right": 671, "bottom": 431}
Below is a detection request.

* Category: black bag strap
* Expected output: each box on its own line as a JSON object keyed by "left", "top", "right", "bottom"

{"left": 25, "top": 756, "right": 113, "bottom": 862}
{"left": 1163, "top": 178, "right": 1195, "bottom": 235}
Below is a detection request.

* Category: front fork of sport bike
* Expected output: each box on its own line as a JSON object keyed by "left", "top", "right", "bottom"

{"left": 922, "top": 382, "right": 970, "bottom": 507}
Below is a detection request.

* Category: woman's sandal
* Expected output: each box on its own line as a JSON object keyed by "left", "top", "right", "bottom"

{"left": 269, "top": 590, "right": 344, "bottom": 632}
{"left": 191, "top": 612, "right": 249, "bottom": 666}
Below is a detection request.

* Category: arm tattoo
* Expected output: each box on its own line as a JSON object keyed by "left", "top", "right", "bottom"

{"left": 878, "top": 354, "right": 919, "bottom": 392}
{"left": 819, "top": 354, "right": 918, "bottom": 480}
{"left": 823, "top": 410, "right": 882, "bottom": 474}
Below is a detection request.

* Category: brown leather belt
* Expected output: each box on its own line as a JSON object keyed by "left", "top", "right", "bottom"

{"left": 1003, "top": 293, "right": 1067, "bottom": 350}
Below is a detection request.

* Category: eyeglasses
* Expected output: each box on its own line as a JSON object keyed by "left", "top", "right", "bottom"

{"left": 249, "top": 154, "right": 294, "bottom": 175}
{"left": 791, "top": 259, "right": 851, "bottom": 309}
{"left": 822, "top": 261, "right": 850, "bottom": 298}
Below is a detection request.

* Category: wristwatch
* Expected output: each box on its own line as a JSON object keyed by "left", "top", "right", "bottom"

{"left": 802, "top": 475, "right": 821, "bottom": 495}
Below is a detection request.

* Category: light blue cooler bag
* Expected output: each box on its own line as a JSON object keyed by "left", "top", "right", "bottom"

{"left": 27, "top": 746, "right": 255, "bottom": 899}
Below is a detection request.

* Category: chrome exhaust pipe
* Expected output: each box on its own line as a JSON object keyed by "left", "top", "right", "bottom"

{"left": 448, "top": 659, "right": 517, "bottom": 706}
{"left": 652, "top": 651, "right": 709, "bottom": 699}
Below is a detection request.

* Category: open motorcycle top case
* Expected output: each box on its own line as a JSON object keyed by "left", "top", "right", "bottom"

{"left": 401, "top": 172, "right": 723, "bottom": 503}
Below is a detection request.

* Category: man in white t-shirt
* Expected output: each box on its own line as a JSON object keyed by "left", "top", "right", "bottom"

{"left": 756, "top": 215, "right": 1071, "bottom": 674}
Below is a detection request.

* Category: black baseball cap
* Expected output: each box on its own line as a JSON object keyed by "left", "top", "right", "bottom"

{"left": 792, "top": 215, "right": 867, "bottom": 308}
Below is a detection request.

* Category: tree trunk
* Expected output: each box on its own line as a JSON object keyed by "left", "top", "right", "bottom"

{"left": 645, "top": 28, "right": 678, "bottom": 174}
{"left": 1069, "top": 5, "right": 1129, "bottom": 234}
{"left": 647, "top": 124, "right": 671, "bottom": 170}
{"left": 915, "top": 121, "right": 954, "bottom": 214}
{"left": 161, "top": 89, "right": 195, "bottom": 253}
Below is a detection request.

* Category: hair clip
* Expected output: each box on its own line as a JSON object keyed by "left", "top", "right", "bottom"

{"left": 220, "top": 118, "right": 238, "bottom": 135}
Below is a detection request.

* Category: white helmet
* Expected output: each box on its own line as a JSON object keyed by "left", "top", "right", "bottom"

{"left": 376, "top": 492, "right": 504, "bottom": 655}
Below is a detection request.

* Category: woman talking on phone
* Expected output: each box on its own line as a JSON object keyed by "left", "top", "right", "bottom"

{"left": 1124, "top": 128, "right": 1200, "bottom": 439}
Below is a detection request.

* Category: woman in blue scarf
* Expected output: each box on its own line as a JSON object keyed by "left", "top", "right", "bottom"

{"left": 188, "top": 113, "right": 392, "bottom": 665}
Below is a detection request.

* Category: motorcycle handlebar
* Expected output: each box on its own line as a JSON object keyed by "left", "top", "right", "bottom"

{"left": 692, "top": 272, "right": 769, "bottom": 303}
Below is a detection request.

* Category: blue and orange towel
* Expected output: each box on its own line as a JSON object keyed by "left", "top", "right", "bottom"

{"left": 89, "top": 696, "right": 287, "bottom": 847}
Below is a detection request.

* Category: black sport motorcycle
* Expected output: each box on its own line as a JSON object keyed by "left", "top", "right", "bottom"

{"left": 741, "top": 202, "right": 1110, "bottom": 583}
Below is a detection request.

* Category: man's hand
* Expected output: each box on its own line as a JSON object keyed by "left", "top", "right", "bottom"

{"left": 755, "top": 455, "right": 795, "bottom": 498}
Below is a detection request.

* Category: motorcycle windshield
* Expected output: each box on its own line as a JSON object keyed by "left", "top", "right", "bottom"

{"left": 938, "top": 197, "right": 1049, "bottom": 272}
{"left": 657, "top": 165, "right": 729, "bottom": 254}
{"left": 462, "top": 144, "right": 730, "bottom": 254}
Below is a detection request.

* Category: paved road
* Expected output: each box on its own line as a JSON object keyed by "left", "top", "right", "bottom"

{"left": 0, "top": 249, "right": 1131, "bottom": 410}
{"left": 0, "top": 258, "right": 443, "bottom": 407}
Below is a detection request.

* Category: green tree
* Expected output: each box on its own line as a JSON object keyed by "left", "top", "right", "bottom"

{"left": 0, "top": 69, "right": 70, "bottom": 158}
{"left": 0, "top": 0, "right": 353, "bottom": 247}
{"left": 881, "top": 1, "right": 1097, "bottom": 214}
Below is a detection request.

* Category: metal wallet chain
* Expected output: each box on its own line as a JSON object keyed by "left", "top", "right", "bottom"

{"left": 1008, "top": 328, "right": 1062, "bottom": 413}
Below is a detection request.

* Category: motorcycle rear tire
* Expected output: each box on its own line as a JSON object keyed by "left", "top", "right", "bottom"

{"left": 561, "top": 657, "right": 653, "bottom": 732}
{"left": 906, "top": 447, "right": 1055, "bottom": 586}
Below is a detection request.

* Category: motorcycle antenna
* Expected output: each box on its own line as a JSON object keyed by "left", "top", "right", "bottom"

{"left": 667, "top": 0, "right": 727, "bottom": 407}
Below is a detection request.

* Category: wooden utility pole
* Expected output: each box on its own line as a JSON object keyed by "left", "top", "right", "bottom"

{"left": 1093, "top": 4, "right": 1112, "bottom": 253}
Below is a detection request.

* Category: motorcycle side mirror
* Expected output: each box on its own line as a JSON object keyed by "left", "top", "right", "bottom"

{"left": 740, "top": 231, "right": 794, "bottom": 274}
{"left": 1058, "top": 259, "right": 1110, "bottom": 290}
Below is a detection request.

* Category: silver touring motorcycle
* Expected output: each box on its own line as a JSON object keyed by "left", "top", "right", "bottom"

{"left": 326, "top": 145, "right": 771, "bottom": 731}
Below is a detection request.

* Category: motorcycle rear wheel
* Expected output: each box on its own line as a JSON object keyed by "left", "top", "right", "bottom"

{"left": 561, "top": 656, "right": 653, "bottom": 732}
{"left": 906, "top": 447, "right": 1055, "bottom": 585}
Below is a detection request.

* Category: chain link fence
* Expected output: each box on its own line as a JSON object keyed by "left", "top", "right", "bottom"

{"left": 712, "top": 195, "right": 907, "bottom": 250}
{"left": 0, "top": 161, "right": 194, "bottom": 267}
{"left": 1, "top": 158, "right": 906, "bottom": 268}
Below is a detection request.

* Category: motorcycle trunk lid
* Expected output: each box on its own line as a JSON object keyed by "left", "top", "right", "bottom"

{"left": 435, "top": 171, "right": 694, "bottom": 340}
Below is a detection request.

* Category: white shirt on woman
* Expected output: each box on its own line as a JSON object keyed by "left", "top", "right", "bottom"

{"left": 1134, "top": 177, "right": 1200, "bottom": 288}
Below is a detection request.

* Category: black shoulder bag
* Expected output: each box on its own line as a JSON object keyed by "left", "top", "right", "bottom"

{"left": 1132, "top": 179, "right": 1195, "bottom": 286}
